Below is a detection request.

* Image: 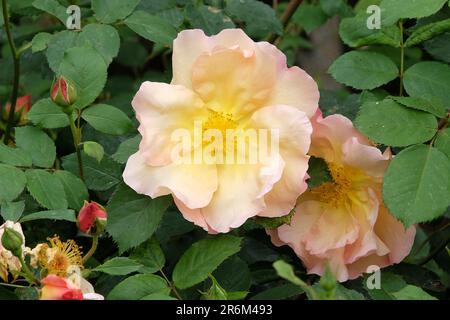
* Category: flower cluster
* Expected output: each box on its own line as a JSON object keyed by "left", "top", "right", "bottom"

{"left": 0, "top": 201, "right": 107, "bottom": 300}
{"left": 124, "top": 29, "right": 415, "bottom": 281}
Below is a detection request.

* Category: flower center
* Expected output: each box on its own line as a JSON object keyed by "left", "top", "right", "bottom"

{"left": 203, "top": 109, "right": 238, "bottom": 135}
{"left": 311, "top": 162, "right": 359, "bottom": 207}
{"left": 40, "top": 236, "right": 83, "bottom": 277}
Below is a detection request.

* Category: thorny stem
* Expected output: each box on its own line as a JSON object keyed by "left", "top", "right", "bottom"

{"left": 68, "top": 111, "right": 84, "bottom": 180}
{"left": 159, "top": 269, "right": 183, "bottom": 300}
{"left": 2, "top": 0, "right": 21, "bottom": 144}
{"left": 399, "top": 20, "right": 405, "bottom": 96}
{"left": 267, "top": 0, "right": 303, "bottom": 43}
{"left": 82, "top": 235, "right": 99, "bottom": 264}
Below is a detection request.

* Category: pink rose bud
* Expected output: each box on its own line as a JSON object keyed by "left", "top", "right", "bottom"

{"left": 50, "top": 76, "right": 77, "bottom": 107}
{"left": 2, "top": 95, "right": 31, "bottom": 124}
{"left": 40, "top": 275, "right": 83, "bottom": 300}
{"left": 77, "top": 201, "right": 107, "bottom": 235}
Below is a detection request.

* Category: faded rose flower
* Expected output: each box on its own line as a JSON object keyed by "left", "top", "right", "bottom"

{"left": 268, "top": 111, "right": 416, "bottom": 282}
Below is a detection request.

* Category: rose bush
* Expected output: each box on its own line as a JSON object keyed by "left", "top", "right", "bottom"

{"left": 0, "top": 0, "right": 449, "bottom": 301}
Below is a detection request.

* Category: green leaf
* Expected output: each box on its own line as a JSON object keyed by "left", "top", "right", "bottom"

{"left": 172, "top": 235, "right": 243, "bottom": 289}
{"left": 250, "top": 283, "right": 304, "bottom": 300}
{"left": 0, "top": 165, "right": 26, "bottom": 202}
{"left": 365, "top": 272, "right": 407, "bottom": 300}
{"left": 390, "top": 96, "right": 447, "bottom": 118}
{"left": 25, "top": 169, "right": 68, "bottom": 210}
{"left": 31, "top": 32, "right": 52, "bottom": 53}
{"left": 83, "top": 141, "right": 104, "bottom": 163}
{"left": 213, "top": 256, "right": 251, "bottom": 292}
{"left": 383, "top": 145, "right": 450, "bottom": 227}
{"left": 380, "top": 0, "right": 448, "bottom": 26}
{"left": 156, "top": 210, "right": 196, "bottom": 243}
{"left": 77, "top": 24, "right": 120, "bottom": 66}
{"left": 93, "top": 257, "right": 143, "bottom": 275}
{"left": 46, "top": 30, "right": 78, "bottom": 72}
{"left": 254, "top": 208, "right": 295, "bottom": 229}
{"left": 404, "top": 61, "right": 450, "bottom": 107}
{"left": 125, "top": 11, "right": 177, "bottom": 46}
{"left": 329, "top": 51, "right": 399, "bottom": 90}
{"left": 307, "top": 156, "right": 332, "bottom": 188}
{"left": 92, "top": 0, "right": 141, "bottom": 24}
{"left": 20, "top": 209, "right": 75, "bottom": 223}
{"left": 339, "top": 14, "right": 401, "bottom": 48}
{"left": 355, "top": 99, "right": 438, "bottom": 147}
{"left": 225, "top": 0, "right": 283, "bottom": 38}
{"left": 54, "top": 170, "right": 88, "bottom": 210}
{"left": 58, "top": 46, "right": 107, "bottom": 110}
{"left": 140, "top": 293, "right": 177, "bottom": 300}
{"left": 405, "top": 18, "right": 450, "bottom": 47}
{"left": 129, "top": 237, "right": 165, "bottom": 274}
{"left": 112, "top": 135, "right": 140, "bottom": 164}
{"left": 106, "top": 185, "right": 172, "bottom": 253}
{"left": 424, "top": 32, "right": 450, "bottom": 63}
{"left": 405, "top": 227, "right": 431, "bottom": 264}
{"left": 273, "top": 260, "right": 307, "bottom": 288}
{"left": 0, "top": 144, "right": 32, "bottom": 167}
{"left": 15, "top": 126, "right": 56, "bottom": 168}
{"left": 334, "top": 285, "right": 365, "bottom": 300}
{"left": 319, "top": 0, "right": 352, "bottom": 17}
{"left": 1, "top": 201, "right": 25, "bottom": 222}
{"left": 82, "top": 104, "right": 133, "bottom": 135}
{"left": 33, "top": 0, "right": 67, "bottom": 24}
{"left": 435, "top": 128, "right": 450, "bottom": 159}
{"left": 62, "top": 152, "right": 122, "bottom": 191}
{"left": 293, "top": 3, "right": 328, "bottom": 34}
{"left": 186, "top": 5, "right": 235, "bottom": 36}
{"left": 107, "top": 274, "right": 170, "bottom": 300}
{"left": 202, "top": 275, "right": 228, "bottom": 300}
{"left": 391, "top": 285, "right": 438, "bottom": 300}
{"left": 27, "top": 98, "right": 69, "bottom": 128}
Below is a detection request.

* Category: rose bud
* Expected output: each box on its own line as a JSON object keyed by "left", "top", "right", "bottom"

{"left": 50, "top": 76, "right": 77, "bottom": 108}
{"left": 1, "top": 227, "right": 24, "bottom": 257}
{"left": 40, "top": 275, "right": 83, "bottom": 300}
{"left": 77, "top": 201, "right": 107, "bottom": 235}
{"left": 2, "top": 95, "right": 31, "bottom": 124}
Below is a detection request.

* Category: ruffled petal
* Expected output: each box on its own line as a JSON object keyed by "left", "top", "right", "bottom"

{"left": 247, "top": 104, "right": 312, "bottom": 217}
{"left": 191, "top": 47, "right": 275, "bottom": 117}
{"left": 172, "top": 29, "right": 256, "bottom": 88}
{"left": 176, "top": 158, "right": 284, "bottom": 233}
{"left": 132, "top": 82, "right": 206, "bottom": 166}
{"left": 123, "top": 152, "right": 217, "bottom": 209}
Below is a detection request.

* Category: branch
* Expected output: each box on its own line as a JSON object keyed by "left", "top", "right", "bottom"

{"left": 267, "top": 0, "right": 303, "bottom": 43}
{"left": 2, "top": 0, "right": 21, "bottom": 144}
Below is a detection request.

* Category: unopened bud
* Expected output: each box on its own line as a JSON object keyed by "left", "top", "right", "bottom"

{"left": 77, "top": 201, "right": 107, "bottom": 235}
{"left": 1, "top": 228, "right": 24, "bottom": 257}
{"left": 50, "top": 76, "right": 77, "bottom": 108}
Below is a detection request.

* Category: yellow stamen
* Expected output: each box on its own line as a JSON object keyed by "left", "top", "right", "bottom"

{"left": 41, "top": 236, "right": 83, "bottom": 277}
{"left": 311, "top": 162, "right": 361, "bottom": 207}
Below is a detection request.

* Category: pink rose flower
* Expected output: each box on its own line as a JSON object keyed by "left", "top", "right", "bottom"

{"left": 40, "top": 273, "right": 104, "bottom": 300}
{"left": 40, "top": 275, "right": 83, "bottom": 300}
{"left": 268, "top": 111, "right": 416, "bottom": 282}
{"left": 123, "top": 29, "right": 319, "bottom": 233}
{"left": 77, "top": 201, "right": 107, "bottom": 235}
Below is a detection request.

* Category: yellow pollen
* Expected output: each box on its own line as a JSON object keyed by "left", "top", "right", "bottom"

{"left": 203, "top": 109, "right": 238, "bottom": 135}
{"left": 311, "top": 162, "right": 359, "bottom": 207}
{"left": 42, "top": 236, "right": 83, "bottom": 277}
